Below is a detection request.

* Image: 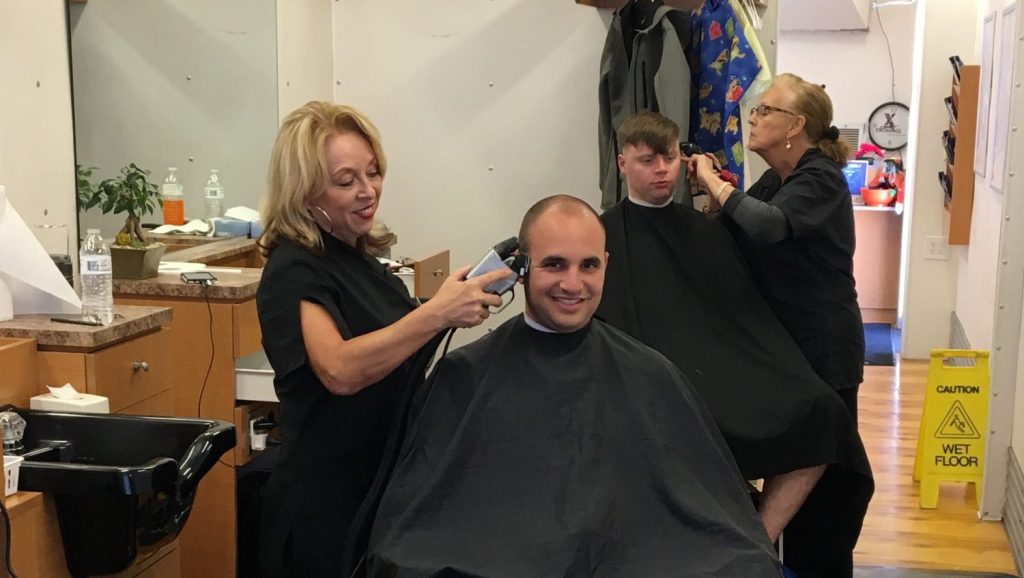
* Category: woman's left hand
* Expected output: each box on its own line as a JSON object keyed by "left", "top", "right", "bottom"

{"left": 687, "top": 153, "right": 720, "bottom": 193}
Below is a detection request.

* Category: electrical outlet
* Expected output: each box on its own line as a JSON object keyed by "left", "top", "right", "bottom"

{"left": 925, "top": 235, "right": 949, "bottom": 261}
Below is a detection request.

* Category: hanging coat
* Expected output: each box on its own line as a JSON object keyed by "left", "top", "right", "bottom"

{"left": 690, "top": 0, "right": 762, "bottom": 189}
{"left": 598, "top": 4, "right": 693, "bottom": 209}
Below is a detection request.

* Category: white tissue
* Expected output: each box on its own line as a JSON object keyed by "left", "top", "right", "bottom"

{"left": 47, "top": 383, "right": 83, "bottom": 400}
{"left": 158, "top": 261, "right": 208, "bottom": 274}
{"left": 31, "top": 383, "right": 109, "bottom": 413}
{"left": 150, "top": 219, "right": 211, "bottom": 235}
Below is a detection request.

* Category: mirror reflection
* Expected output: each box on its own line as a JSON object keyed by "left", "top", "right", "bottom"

{"left": 69, "top": 0, "right": 279, "bottom": 236}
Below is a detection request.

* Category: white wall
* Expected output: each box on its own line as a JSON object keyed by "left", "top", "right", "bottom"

{"left": 277, "top": 0, "right": 333, "bottom": 123}
{"left": 70, "top": 0, "right": 280, "bottom": 235}
{"left": 331, "top": 0, "right": 778, "bottom": 348}
{"left": 777, "top": 4, "right": 916, "bottom": 131}
{"left": 0, "top": 0, "right": 78, "bottom": 257}
{"left": 332, "top": 0, "right": 613, "bottom": 346}
{"left": 957, "top": 0, "right": 1018, "bottom": 354}
{"left": 990, "top": 0, "right": 1024, "bottom": 520}
{"left": 901, "top": 0, "right": 976, "bottom": 359}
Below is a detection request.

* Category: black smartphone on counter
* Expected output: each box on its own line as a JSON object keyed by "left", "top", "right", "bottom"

{"left": 180, "top": 271, "right": 217, "bottom": 285}
{"left": 50, "top": 315, "right": 104, "bottom": 326}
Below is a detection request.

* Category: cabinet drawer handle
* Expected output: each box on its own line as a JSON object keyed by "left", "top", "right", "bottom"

{"left": 432, "top": 269, "right": 444, "bottom": 277}
{"left": 132, "top": 362, "right": 150, "bottom": 372}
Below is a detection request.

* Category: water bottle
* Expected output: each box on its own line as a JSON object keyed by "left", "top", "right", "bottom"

{"left": 204, "top": 169, "right": 224, "bottom": 220}
{"left": 162, "top": 167, "right": 185, "bottom": 226}
{"left": 79, "top": 229, "right": 114, "bottom": 324}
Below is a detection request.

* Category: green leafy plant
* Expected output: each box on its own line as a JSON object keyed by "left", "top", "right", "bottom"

{"left": 77, "top": 163, "right": 162, "bottom": 248}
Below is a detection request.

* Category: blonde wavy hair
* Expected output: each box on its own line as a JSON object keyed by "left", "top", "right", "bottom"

{"left": 774, "top": 73, "right": 851, "bottom": 166}
{"left": 258, "top": 101, "right": 396, "bottom": 258}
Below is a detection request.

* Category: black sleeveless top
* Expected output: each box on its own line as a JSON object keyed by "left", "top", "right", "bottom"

{"left": 256, "top": 232, "right": 417, "bottom": 576}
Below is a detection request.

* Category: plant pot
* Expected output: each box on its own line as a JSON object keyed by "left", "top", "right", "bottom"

{"left": 111, "top": 243, "right": 166, "bottom": 280}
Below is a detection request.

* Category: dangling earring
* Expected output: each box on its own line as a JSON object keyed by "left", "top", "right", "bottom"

{"left": 311, "top": 205, "right": 334, "bottom": 234}
{"left": 785, "top": 139, "right": 792, "bottom": 150}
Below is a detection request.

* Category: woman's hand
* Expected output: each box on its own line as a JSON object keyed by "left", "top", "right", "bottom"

{"left": 687, "top": 153, "right": 720, "bottom": 192}
{"left": 424, "top": 265, "right": 514, "bottom": 328}
{"left": 301, "top": 265, "right": 514, "bottom": 396}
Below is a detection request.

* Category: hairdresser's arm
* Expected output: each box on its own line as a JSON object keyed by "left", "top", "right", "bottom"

{"left": 689, "top": 154, "right": 791, "bottom": 242}
{"left": 722, "top": 192, "right": 792, "bottom": 243}
{"left": 302, "top": 266, "right": 511, "bottom": 396}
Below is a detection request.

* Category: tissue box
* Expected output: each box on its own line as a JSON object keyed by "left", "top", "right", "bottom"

{"left": 4, "top": 455, "right": 22, "bottom": 496}
{"left": 31, "top": 393, "right": 110, "bottom": 414}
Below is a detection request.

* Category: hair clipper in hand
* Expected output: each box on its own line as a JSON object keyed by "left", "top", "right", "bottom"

{"left": 466, "top": 237, "right": 529, "bottom": 295}
{"left": 680, "top": 142, "right": 738, "bottom": 188}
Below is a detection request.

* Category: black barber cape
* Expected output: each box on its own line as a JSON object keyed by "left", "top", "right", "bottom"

{"left": 597, "top": 201, "right": 873, "bottom": 565}
{"left": 367, "top": 316, "right": 782, "bottom": 577}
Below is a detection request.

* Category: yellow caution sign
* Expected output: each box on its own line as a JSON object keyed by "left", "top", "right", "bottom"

{"left": 913, "top": 349, "right": 989, "bottom": 509}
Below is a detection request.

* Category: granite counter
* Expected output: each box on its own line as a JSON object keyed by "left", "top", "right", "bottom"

{"left": 0, "top": 305, "right": 172, "bottom": 352}
{"left": 113, "top": 268, "right": 262, "bottom": 301}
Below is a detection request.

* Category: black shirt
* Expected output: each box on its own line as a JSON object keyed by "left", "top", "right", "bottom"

{"left": 723, "top": 148, "right": 865, "bottom": 390}
{"left": 256, "top": 232, "right": 417, "bottom": 576}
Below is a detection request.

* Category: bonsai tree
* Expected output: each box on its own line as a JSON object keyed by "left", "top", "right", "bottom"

{"left": 77, "top": 163, "right": 162, "bottom": 248}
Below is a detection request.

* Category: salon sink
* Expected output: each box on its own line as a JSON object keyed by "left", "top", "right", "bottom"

{"left": 1, "top": 405, "right": 235, "bottom": 577}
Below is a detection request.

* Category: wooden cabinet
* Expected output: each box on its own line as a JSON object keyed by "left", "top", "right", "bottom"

{"left": 0, "top": 338, "right": 38, "bottom": 409}
{"left": 853, "top": 208, "right": 902, "bottom": 323}
{"left": 411, "top": 250, "right": 450, "bottom": 300}
{"left": 7, "top": 491, "right": 181, "bottom": 578}
{"left": 233, "top": 401, "right": 277, "bottom": 467}
{"left": 36, "top": 329, "right": 173, "bottom": 416}
{"left": 942, "top": 63, "right": 980, "bottom": 245}
{"left": 116, "top": 288, "right": 262, "bottom": 578}
{"left": 0, "top": 311, "right": 179, "bottom": 577}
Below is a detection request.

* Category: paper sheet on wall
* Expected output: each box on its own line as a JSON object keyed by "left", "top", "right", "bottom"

{"left": 0, "top": 185, "right": 82, "bottom": 321}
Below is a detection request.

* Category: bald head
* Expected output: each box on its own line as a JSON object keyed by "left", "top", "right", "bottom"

{"left": 517, "top": 195, "right": 607, "bottom": 333}
{"left": 518, "top": 195, "right": 603, "bottom": 255}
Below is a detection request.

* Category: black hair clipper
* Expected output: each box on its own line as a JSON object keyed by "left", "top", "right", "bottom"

{"left": 680, "top": 142, "right": 704, "bottom": 156}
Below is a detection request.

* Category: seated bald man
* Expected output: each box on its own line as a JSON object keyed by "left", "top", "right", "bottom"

{"left": 364, "top": 195, "right": 781, "bottom": 577}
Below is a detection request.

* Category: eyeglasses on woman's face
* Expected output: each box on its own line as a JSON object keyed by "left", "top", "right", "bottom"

{"left": 750, "top": 104, "right": 797, "bottom": 118}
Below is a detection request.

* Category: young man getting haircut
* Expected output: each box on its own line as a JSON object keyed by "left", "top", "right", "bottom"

{"left": 597, "top": 111, "right": 873, "bottom": 578}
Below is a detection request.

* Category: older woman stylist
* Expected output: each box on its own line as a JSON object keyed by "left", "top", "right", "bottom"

{"left": 689, "top": 73, "right": 865, "bottom": 421}
{"left": 256, "top": 101, "right": 511, "bottom": 577}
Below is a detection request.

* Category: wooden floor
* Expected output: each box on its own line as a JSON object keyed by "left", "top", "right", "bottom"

{"left": 854, "top": 359, "right": 1018, "bottom": 574}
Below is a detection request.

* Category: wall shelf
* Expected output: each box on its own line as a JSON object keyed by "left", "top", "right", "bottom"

{"left": 943, "top": 63, "right": 979, "bottom": 245}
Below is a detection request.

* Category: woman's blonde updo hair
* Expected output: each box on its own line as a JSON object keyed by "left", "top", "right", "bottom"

{"left": 775, "top": 73, "right": 851, "bottom": 166}
{"left": 258, "top": 101, "right": 396, "bottom": 258}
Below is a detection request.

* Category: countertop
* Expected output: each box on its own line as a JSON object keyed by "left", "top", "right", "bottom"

{"left": 110, "top": 234, "right": 263, "bottom": 300}
{"left": 114, "top": 268, "right": 262, "bottom": 300}
{"left": 0, "top": 305, "right": 173, "bottom": 352}
{"left": 161, "top": 236, "right": 258, "bottom": 264}
{"left": 853, "top": 205, "right": 899, "bottom": 213}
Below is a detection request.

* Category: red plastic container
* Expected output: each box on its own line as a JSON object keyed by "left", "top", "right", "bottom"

{"left": 861, "top": 187, "right": 897, "bottom": 207}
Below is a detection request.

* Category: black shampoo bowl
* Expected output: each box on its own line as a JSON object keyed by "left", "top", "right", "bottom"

{"left": 1, "top": 406, "right": 235, "bottom": 577}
